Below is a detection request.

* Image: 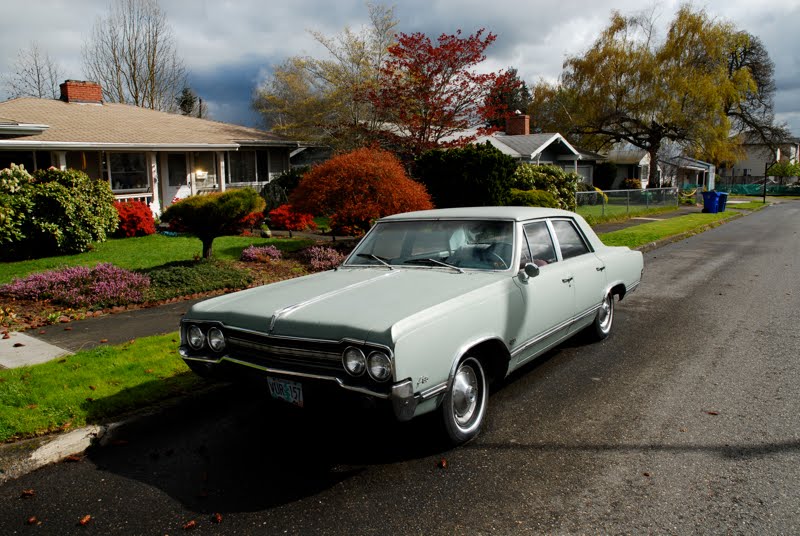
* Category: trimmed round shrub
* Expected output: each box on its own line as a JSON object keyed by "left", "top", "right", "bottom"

{"left": 114, "top": 201, "right": 156, "bottom": 237}
{"left": 506, "top": 188, "right": 560, "bottom": 208}
{"left": 291, "top": 147, "right": 433, "bottom": 236}
{"left": 161, "top": 188, "right": 266, "bottom": 259}
{"left": 620, "top": 178, "right": 642, "bottom": 189}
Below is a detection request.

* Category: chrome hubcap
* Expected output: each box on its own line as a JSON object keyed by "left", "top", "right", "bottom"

{"left": 452, "top": 364, "right": 479, "bottom": 426}
{"left": 599, "top": 295, "right": 613, "bottom": 331}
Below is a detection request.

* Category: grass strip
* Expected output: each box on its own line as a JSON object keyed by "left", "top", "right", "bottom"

{"left": 0, "top": 333, "right": 201, "bottom": 443}
{"left": 578, "top": 205, "right": 679, "bottom": 226}
{"left": 598, "top": 211, "right": 735, "bottom": 249}
{"left": 0, "top": 235, "right": 314, "bottom": 284}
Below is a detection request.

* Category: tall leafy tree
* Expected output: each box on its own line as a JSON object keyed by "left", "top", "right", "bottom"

{"left": 368, "top": 28, "right": 512, "bottom": 158}
{"left": 82, "top": 0, "right": 187, "bottom": 112}
{"left": 724, "top": 32, "right": 791, "bottom": 149}
{"left": 3, "top": 42, "right": 62, "bottom": 99}
{"left": 176, "top": 87, "right": 208, "bottom": 118}
{"left": 484, "top": 67, "right": 531, "bottom": 128}
{"left": 253, "top": 3, "right": 397, "bottom": 150}
{"left": 540, "top": 7, "right": 756, "bottom": 186}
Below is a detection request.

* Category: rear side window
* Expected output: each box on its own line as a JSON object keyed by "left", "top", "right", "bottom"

{"left": 551, "top": 219, "right": 591, "bottom": 260}
{"left": 523, "top": 221, "right": 558, "bottom": 265}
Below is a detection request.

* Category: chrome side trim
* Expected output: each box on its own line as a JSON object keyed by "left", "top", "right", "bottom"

{"left": 627, "top": 280, "right": 641, "bottom": 293}
{"left": 184, "top": 355, "right": 391, "bottom": 399}
{"left": 419, "top": 382, "right": 448, "bottom": 400}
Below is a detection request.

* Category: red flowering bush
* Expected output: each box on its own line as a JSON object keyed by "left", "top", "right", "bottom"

{"left": 268, "top": 204, "right": 317, "bottom": 232}
{"left": 114, "top": 201, "right": 156, "bottom": 238}
{"left": 236, "top": 211, "right": 265, "bottom": 229}
{"left": 290, "top": 147, "right": 433, "bottom": 235}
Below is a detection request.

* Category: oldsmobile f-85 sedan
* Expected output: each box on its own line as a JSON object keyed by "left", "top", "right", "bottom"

{"left": 180, "top": 207, "right": 644, "bottom": 444}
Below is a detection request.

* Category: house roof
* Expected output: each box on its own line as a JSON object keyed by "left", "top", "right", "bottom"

{"left": 477, "top": 132, "right": 580, "bottom": 160}
{"left": 0, "top": 97, "right": 299, "bottom": 150}
{"left": 605, "top": 149, "right": 649, "bottom": 165}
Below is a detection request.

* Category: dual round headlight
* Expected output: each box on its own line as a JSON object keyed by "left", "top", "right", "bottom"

{"left": 185, "top": 325, "right": 226, "bottom": 352}
{"left": 342, "top": 347, "right": 391, "bottom": 382}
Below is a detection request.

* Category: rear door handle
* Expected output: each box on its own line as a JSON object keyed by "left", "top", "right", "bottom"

{"left": 596, "top": 266, "right": 606, "bottom": 272}
{"left": 562, "top": 277, "right": 573, "bottom": 284}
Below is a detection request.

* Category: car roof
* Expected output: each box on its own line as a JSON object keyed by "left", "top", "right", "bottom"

{"left": 379, "top": 206, "right": 577, "bottom": 222}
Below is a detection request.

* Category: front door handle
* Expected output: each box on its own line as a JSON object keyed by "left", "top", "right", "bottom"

{"left": 562, "top": 277, "right": 573, "bottom": 284}
{"left": 596, "top": 266, "right": 606, "bottom": 272}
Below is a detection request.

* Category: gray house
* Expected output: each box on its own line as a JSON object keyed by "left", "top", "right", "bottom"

{"left": 0, "top": 80, "right": 304, "bottom": 215}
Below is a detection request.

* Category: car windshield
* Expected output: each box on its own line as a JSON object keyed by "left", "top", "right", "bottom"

{"left": 345, "top": 219, "right": 514, "bottom": 271}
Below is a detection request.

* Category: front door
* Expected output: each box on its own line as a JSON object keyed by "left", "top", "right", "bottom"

{"left": 162, "top": 153, "right": 188, "bottom": 208}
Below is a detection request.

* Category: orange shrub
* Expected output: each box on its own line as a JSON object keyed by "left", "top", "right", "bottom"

{"left": 290, "top": 147, "right": 433, "bottom": 235}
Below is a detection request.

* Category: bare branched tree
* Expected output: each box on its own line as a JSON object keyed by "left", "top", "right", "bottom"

{"left": 82, "top": 0, "right": 186, "bottom": 111}
{"left": 3, "top": 41, "right": 62, "bottom": 99}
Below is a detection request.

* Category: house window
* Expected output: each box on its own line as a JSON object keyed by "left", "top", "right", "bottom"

{"left": 103, "top": 152, "right": 148, "bottom": 192}
{"left": 192, "top": 152, "right": 218, "bottom": 189}
{"left": 227, "top": 150, "right": 257, "bottom": 183}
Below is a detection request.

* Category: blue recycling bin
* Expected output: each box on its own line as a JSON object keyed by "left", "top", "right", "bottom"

{"left": 717, "top": 192, "right": 729, "bottom": 212}
{"left": 702, "top": 191, "right": 720, "bottom": 213}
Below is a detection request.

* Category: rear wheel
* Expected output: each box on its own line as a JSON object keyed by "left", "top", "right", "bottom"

{"left": 441, "top": 356, "right": 488, "bottom": 445}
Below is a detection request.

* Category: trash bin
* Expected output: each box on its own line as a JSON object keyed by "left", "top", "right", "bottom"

{"left": 702, "top": 191, "right": 720, "bottom": 213}
{"left": 717, "top": 191, "right": 728, "bottom": 212}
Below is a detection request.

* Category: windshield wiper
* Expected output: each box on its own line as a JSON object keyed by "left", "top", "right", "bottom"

{"left": 355, "top": 253, "right": 393, "bottom": 270}
{"left": 404, "top": 258, "right": 464, "bottom": 273}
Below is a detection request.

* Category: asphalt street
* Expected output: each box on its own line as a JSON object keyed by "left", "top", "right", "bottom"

{"left": 0, "top": 202, "right": 798, "bottom": 534}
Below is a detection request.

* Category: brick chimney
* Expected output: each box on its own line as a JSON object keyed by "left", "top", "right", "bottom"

{"left": 59, "top": 80, "right": 103, "bottom": 104}
{"left": 505, "top": 113, "right": 530, "bottom": 136}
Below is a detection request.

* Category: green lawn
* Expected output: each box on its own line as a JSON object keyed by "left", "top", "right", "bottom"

{"left": 0, "top": 333, "right": 202, "bottom": 442}
{"left": 577, "top": 204, "right": 679, "bottom": 226}
{"left": 598, "top": 211, "right": 735, "bottom": 248}
{"left": 0, "top": 234, "right": 313, "bottom": 284}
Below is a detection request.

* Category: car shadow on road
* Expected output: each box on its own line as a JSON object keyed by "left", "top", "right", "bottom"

{"left": 85, "top": 382, "right": 448, "bottom": 513}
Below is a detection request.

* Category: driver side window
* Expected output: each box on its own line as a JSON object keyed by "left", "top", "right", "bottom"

{"left": 523, "top": 222, "right": 558, "bottom": 266}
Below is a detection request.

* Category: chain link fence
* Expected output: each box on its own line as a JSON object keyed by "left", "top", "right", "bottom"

{"left": 576, "top": 187, "right": 679, "bottom": 218}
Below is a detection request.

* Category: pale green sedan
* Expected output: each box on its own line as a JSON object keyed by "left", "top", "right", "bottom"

{"left": 180, "top": 207, "right": 643, "bottom": 444}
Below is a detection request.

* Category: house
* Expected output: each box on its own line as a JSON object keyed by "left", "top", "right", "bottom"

{"left": 717, "top": 133, "right": 800, "bottom": 184}
{"left": 603, "top": 149, "right": 650, "bottom": 189}
{"left": 660, "top": 155, "right": 715, "bottom": 190}
{"left": 0, "top": 80, "right": 304, "bottom": 215}
{"left": 473, "top": 114, "right": 590, "bottom": 180}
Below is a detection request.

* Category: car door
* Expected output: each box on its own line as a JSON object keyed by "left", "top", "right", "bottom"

{"left": 549, "top": 218, "right": 607, "bottom": 333}
{"left": 511, "top": 220, "right": 575, "bottom": 367}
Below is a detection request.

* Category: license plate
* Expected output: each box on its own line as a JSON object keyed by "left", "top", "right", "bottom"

{"left": 266, "top": 376, "right": 304, "bottom": 408}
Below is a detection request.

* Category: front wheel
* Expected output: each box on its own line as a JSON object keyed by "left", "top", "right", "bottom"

{"left": 440, "top": 356, "right": 488, "bottom": 445}
{"left": 587, "top": 292, "right": 614, "bottom": 341}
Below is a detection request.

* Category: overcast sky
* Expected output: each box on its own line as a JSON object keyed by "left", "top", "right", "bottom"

{"left": 1, "top": 0, "right": 799, "bottom": 135}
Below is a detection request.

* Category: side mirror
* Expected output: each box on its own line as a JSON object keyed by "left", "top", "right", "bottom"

{"left": 519, "top": 262, "right": 540, "bottom": 280}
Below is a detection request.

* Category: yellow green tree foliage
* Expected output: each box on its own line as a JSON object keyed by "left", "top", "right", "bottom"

{"left": 532, "top": 7, "right": 757, "bottom": 186}
{"left": 252, "top": 4, "right": 397, "bottom": 151}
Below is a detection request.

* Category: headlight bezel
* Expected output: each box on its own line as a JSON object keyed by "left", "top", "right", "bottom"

{"left": 342, "top": 346, "right": 367, "bottom": 377}
{"left": 367, "top": 351, "right": 392, "bottom": 382}
{"left": 187, "top": 325, "right": 205, "bottom": 350}
{"left": 207, "top": 327, "right": 226, "bottom": 352}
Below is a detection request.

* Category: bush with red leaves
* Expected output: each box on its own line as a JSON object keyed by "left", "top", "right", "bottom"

{"left": 114, "top": 201, "right": 156, "bottom": 238}
{"left": 268, "top": 204, "right": 317, "bottom": 232}
{"left": 290, "top": 147, "right": 433, "bottom": 235}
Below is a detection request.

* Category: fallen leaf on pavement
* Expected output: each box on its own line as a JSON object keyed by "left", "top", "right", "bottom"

{"left": 211, "top": 513, "right": 223, "bottom": 524}
{"left": 99, "top": 339, "right": 108, "bottom": 343}
{"left": 13, "top": 342, "right": 24, "bottom": 348}
{"left": 64, "top": 327, "right": 73, "bottom": 331}
{"left": 706, "top": 411, "right": 720, "bottom": 416}
{"left": 27, "top": 516, "right": 40, "bottom": 525}
{"left": 437, "top": 458, "right": 448, "bottom": 469}
{"left": 183, "top": 519, "right": 197, "bottom": 530}
{"left": 2, "top": 333, "right": 10, "bottom": 339}
{"left": 78, "top": 515, "right": 92, "bottom": 526}
{"left": 21, "top": 489, "right": 35, "bottom": 498}
{"left": 65, "top": 455, "right": 82, "bottom": 463}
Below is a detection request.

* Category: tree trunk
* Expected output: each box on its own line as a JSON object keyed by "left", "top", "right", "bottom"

{"left": 201, "top": 237, "right": 214, "bottom": 259}
{"left": 647, "top": 145, "right": 661, "bottom": 188}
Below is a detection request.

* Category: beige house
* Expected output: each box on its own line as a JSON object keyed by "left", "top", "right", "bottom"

{"left": 0, "top": 80, "right": 303, "bottom": 215}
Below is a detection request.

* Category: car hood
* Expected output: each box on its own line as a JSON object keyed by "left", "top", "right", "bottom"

{"left": 186, "top": 267, "right": 507, "bottom": 344}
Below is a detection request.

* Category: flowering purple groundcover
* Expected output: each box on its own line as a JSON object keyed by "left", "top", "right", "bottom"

{"left": 0, "top": 263, "right": 150, "bottom": 308}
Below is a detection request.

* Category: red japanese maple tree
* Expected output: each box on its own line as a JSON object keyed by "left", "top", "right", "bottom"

{"left": 290, "top": 147, "right": 433, "bottom": 235}
{"left": 368, "top": 29, "right": 514, "bottom": 158}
